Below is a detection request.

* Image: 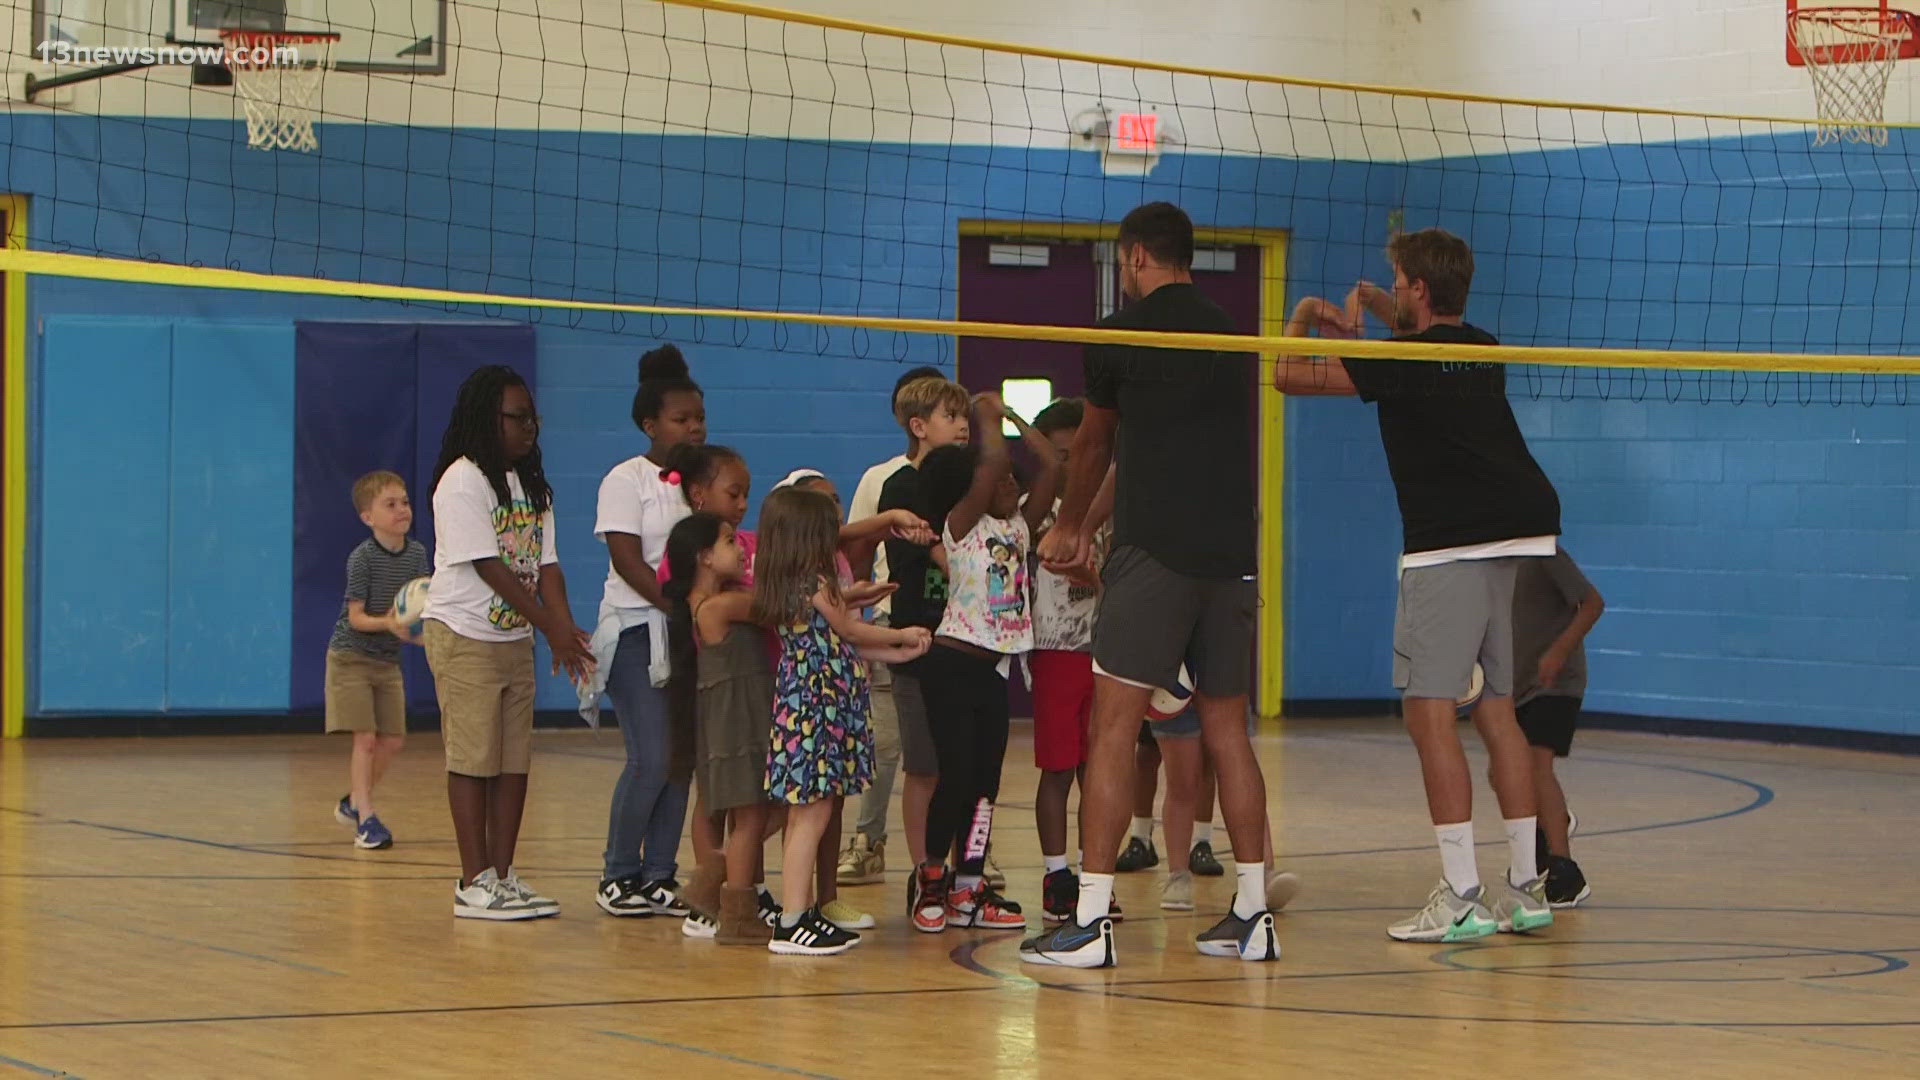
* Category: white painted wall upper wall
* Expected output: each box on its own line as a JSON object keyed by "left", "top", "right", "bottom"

{"left": 0, "top": 0, "right": 1894, "bottom": 146}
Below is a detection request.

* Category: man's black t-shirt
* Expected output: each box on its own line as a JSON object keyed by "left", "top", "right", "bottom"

{"left": 1342, "top": 323, "right": 1561, "bottom": 554}
{"left": 877, "top": 462, "right": 947, "bottom": 631}
{"left": 1083, "top": 283, "right": 1256, "bottom": 579}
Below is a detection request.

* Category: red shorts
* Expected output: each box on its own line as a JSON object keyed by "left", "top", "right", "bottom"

{"left": 1030, "top": 649, "right": 1094, "bottom": 772}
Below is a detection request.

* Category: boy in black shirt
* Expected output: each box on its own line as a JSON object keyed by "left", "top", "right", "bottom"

{"left": 1276, "top": 228, "right": 1560, "bottom": 943}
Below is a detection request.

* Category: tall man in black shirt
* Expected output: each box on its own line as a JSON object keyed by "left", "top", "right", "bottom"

{"left": 1276, "top": 228, "right": 1560, "bottom": 943}
{"left": 1021, "top": 203, "right": 1284, "bottom": 968}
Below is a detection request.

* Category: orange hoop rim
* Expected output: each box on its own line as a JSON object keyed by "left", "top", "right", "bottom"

{"left": 216, "top": 29, "right": 341, "bottom": 67}
{"left": 1789, "top": 6, "right": 1919, "bottom": 33}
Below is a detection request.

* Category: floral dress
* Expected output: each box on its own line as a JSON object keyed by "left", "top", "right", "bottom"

{"left": 765, "top": 606, "right": 875, "bottom": 804}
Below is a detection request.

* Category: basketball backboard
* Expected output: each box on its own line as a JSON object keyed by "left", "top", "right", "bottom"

{"left": 33, "top": 0, "right": 447, "bottom": 74}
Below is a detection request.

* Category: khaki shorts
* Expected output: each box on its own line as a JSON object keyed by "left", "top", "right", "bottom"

{"left": 324, "top": 649, "right": 406, "bottom": 736}
{"left": 424, "top": 620, "right": 536, "bottom": 777}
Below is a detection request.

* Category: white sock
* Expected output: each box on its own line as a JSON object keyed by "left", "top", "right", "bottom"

{"left": 1076, "top": 872, "right": 1114, "bottom": 924}
{"left": 1130, "top": 816, "right": 1154, "bottom": 842}
{"left": 1232, "top": 859, "right": 1265, "bottom": 919}
{"left": 780, "top": 909, "right": 802, "bottom": 929}
{"left": 1074, "top": 849, "right": 1083, "bottom": 869}
{"left": 1435, "top": 822, "right": 1479, "bottom": 897}
{"left": 1043, "top": 853, "right": 1069, "bottom": 874}
{"left": 1194, "top": 823, "right": 1213, "bottom": 846}
{"left": 1505, "top": 816, "right": 1539, "bottom": 886}
{"left": 955, "top": 873, "right": 983, "bottom": 893}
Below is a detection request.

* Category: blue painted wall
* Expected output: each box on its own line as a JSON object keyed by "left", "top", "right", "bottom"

{"left": 15, "top": 112, "right": 1920, "bottom": 735}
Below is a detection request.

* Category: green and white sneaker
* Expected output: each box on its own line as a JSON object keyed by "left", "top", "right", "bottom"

{"left": 1387, "top": 881, "right": 1497, "bottom": 942}
{"left": 1489, "top": 873, "right": 1555, "bottom": 933}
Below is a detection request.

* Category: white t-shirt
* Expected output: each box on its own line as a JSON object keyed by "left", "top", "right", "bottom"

{"left": 424, "top": 458, "right": 559, "bottom": 642}
{"left": 935, "top": 515, "right": 1033, "bottom": 655}
{"left": 596, "top": 454, "right": 691, "bottom": 611}
{"left": 1027, "top": 497, "right": 1109, "bottom": 653}
{"left": 850, "top": 453, "right": 910, "bottom": 617}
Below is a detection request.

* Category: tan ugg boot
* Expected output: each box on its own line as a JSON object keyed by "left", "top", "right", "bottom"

{"left": 682, "top": 861, "right": 724, "bottom": 922}
{"left": 717, "top": 884, "right": 772, "bottom": 946}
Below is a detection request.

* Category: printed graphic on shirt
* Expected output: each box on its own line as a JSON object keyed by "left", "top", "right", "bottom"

{"left": 984, "top": 536, "right": 1026, "bottom": 626}
{"left": 489, "top": 499, "right": 545, "bottom": 632}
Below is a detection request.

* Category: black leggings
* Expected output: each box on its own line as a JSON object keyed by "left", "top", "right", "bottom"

{"left": 916, "top": 644, "right": 1010, "bottom": 876}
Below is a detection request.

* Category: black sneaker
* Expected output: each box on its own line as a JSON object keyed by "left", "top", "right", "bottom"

{"left": 1189, "top": 840, "right": 1225, "bottom": 877}
{"left": 1050, "top": 868, "right": 1096, "bottom": 921}
{"left": 768, "top": 906, "right": 859, "bottom": 955}
{"left": 1194, "top": 908, "right": 1281, "bottom": 962}
{"left": 638, "top": 878, "right": 689, "bottom": 916}
{"left": 1544, "top": 855, "right": 1591, "bottom": 908}
{"left": 1019, "top": 916, "right": 1116, "bottom": 968}
{"left": 1535, "top": 827, "right": 1551, "bottom": 873}
{"left": 756, "top": 887, "right": 783, "bottom": 927}
{"left": 595, "top": 876, "right": 653, "bottom": 917}
{"left": 1115, "top": 836, "right": 1159, "bottom": 872}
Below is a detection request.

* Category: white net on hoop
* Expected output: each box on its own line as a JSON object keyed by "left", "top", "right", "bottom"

{"left": 221, "top": 32, "right": 335, "bottom": 153}
{"left": 1791, "top": 9, "right": 1912, "bottom": 146}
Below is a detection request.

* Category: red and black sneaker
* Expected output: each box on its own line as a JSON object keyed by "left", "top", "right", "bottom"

{"left": 1041, "top": 868, "right": 1125, "bottom": 923}
{"left": 911, "top": 862, "right": 951, "bottom": 933}
{"left": 948, "top": 879, "right": 1026, "bottom": 930}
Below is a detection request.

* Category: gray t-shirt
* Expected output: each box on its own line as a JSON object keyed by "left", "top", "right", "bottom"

{"left": 1512, "top": 548, "right": 1594, "bottom": 704}
{"left": 328, "top": 537, "right": 429, "bottom": 661}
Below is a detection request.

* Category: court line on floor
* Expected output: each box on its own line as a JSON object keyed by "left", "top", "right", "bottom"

{"left": 0, "top": 1053, "right": 77, "bottom": 1078}
{"left": 42, "top": 909, "right": 345, "bottom": 978}
{"left": 597, "top": 1030, "right": 841, "bottom": 1079}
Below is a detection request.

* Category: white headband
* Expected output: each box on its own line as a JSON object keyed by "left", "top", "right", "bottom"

{"left": 774, "top": 468, "right": 828, "bottom": 490}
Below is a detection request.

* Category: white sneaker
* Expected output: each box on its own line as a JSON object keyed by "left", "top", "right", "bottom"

{"left": 454, "top": 868, "right": 546, "bottom": 921}
{"left": 683, "top": 911, "right": 718, "bottom": 939}
{"left": 1489, "top": 873, "right": 1554, "bottom": 934}
{"left": 1160, "top": 870, "right": 1195, "bottom": 911}
{"left": 498, "top": 868, "right": 560, "bottom": 917}
{"left": 1386, "top": 880, "right": 1497, "bottom": 943}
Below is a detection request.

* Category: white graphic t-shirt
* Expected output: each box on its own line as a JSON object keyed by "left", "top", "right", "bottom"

{"left": 934, "top": 514, "right": 1032, "bottom": 655}
{"left": 425, "top": 457, "right": 559, "bottom": 642}
{"left": 1027, "top": 497, "right": 1110, "bottom": 653}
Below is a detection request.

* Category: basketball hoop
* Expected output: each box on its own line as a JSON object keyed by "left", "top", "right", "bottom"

{"left": 218, "top": 30, "right": 339, "bottom": 153}
{"left": 1788, "top": 6, "right": 1918, "bottom": 145}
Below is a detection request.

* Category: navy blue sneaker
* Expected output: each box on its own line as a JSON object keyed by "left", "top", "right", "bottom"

{"left": 1194, "top": 908, "right": 1280, "bottom": 961}
{"left": 333, "top": 795, "right": 359, "bottom": 828}
{"left": 1019, "top": 916, "right": 1116, "bottom": 968}
{"left": 354, "top": 815, "right": 393, "bottom": 850}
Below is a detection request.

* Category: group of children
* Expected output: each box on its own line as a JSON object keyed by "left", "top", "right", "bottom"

{"left": 317, "top": 325, "right": 1604, "bottom": 952}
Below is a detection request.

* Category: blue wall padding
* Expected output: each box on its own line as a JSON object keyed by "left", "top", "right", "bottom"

{"left": 291, "top": 322, "right": 420, "bottom": 711}
{"left": 38, "top": 318, "right": 174, "bottom": 711}
{"left": 168, "top": 322, "right": 296, "bottom": 710}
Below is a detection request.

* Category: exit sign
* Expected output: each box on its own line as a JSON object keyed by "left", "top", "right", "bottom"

{"left": 1113, "top": 112, "right": 1158, "bottom": 152}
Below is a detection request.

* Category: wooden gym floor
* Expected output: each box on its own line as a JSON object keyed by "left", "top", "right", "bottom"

{"left": 1, "top": 717, "right": 1916, "bottom": 1078}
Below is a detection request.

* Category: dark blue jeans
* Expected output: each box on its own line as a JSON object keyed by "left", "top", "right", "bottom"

{"left": 600, "top": 624, "right": 688, "bottom": 882}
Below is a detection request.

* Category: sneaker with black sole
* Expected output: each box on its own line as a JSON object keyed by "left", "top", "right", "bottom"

{"left": 354, "top": 815, "right": 393, "bottom": 850}
{"left": 1188, "top": 840, "right": 1224, "bottom": 877}
{"left": 1194, "top": 907, "right": 1281, "bottom": 961}
{"left": 333, "top": 795, "right": 359, "bottom": 828}
{"left": 1019, "top": 915, "right": 1116, "bottom": 968}
{"left": 1543, "top": 855, "right": 1591, "bottom": 908}
{"left": 637, "top": 878, "right": 689, "bottom": 916}
{"left": 1115, "top": 836, "right": 1159, "bottom": 872}
{"left": 768, "top": 907, "right": 860, "bottom": 956}
{"left": 596, "top": 876, "right": 654, "bottom": 917}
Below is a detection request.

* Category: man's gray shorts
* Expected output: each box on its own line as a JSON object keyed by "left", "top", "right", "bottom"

{"left": 1393, "top": 557, "right": 1522, "bottom": 701}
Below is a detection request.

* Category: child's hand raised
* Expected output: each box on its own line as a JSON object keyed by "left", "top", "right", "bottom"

{"left": 843, "top": 580, "right": 898, "bottom": 608}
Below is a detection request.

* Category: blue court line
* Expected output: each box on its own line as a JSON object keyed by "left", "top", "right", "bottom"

{"left": 0, "top": 1053, "right": 77, "bottom": 1077}
{"left": 596, "top": 1030, "right": 841, "bottom": 1079}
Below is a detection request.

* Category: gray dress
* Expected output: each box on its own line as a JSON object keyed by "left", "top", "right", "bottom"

{"left": 695, "top": 613, "right": 778, "bottom": 812}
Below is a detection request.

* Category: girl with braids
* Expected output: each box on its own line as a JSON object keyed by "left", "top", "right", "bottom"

{"left": 753, "top": 486, "right": 930, "bottom": 955}
{"left": 424, "top": 364, "right": 592, "bottom": 921}
{"left": 590, "top": 344, "right": 708, "bottom": 919}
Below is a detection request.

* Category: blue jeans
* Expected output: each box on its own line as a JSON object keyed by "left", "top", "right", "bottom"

{"left": 601, "top": 624, "right": 688, "bottom": 882}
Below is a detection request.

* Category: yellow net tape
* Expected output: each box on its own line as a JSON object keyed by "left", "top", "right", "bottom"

{"left": 5, "top": 248, "right": 1916, "bottom": 377}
